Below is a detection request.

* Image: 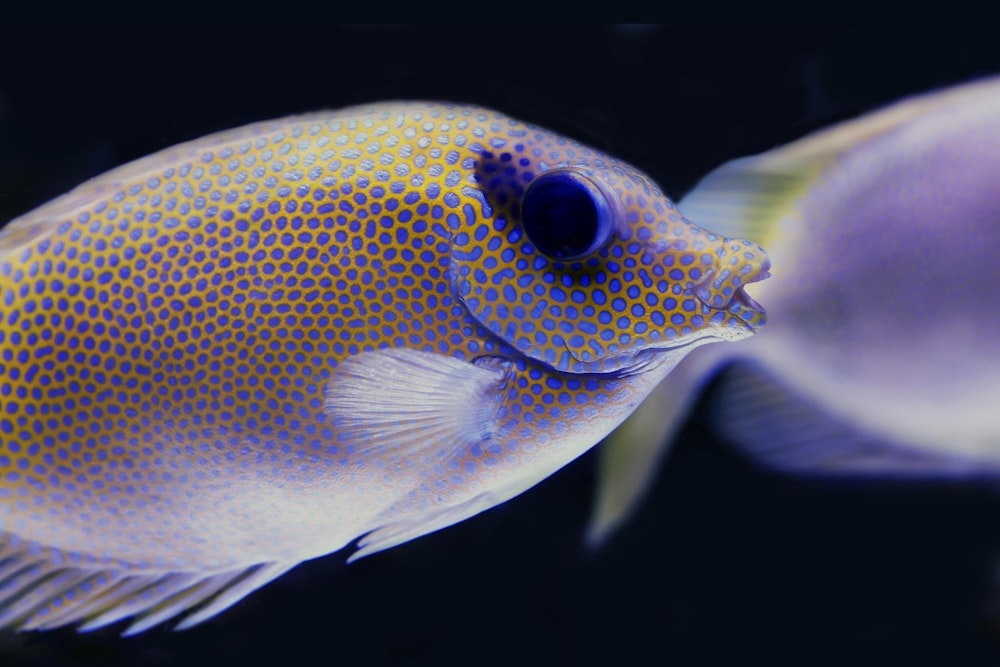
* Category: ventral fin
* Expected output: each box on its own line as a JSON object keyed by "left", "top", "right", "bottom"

{"left": 711, "top": 362, "right": 1000, "bottom": 480}
{"left": 587, "top": 347, "right": 723, "bottom": 547}
{"left": 0, "top": 532, "right": 295, "bottom": 634}
{"left": 324, "top": 348, "right": 511, "bottom": 462}
{"left": 348, "top": 491, "right": 499, "bottom": 563}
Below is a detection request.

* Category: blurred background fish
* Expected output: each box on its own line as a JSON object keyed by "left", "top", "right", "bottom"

{"left": 591, "top": 74, "right": 1000, "bottom": 545}
{"left": 2, "top": 23, "right": 1000, "bottom": 667}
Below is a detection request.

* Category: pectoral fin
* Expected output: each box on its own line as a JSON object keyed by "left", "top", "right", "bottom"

{"left": 323, "top": 347, "right": 510, "bottom": 463}
{"left": 324, "top": 348, "right": 515, "bottom": 560}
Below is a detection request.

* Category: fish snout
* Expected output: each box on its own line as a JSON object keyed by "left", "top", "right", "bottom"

{"left": 693, "top": 238, "right": 770, "bottom": 331}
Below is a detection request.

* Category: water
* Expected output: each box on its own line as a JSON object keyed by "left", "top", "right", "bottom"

{"left": 1, "top": 23, "right": 999, "bottom": 666}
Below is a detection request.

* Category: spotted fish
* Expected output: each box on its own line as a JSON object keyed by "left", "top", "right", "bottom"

{"left": 590, "top": 75, "right": 1000, "bottom": 545}
{"left": 0, "top": 102, "right": 768, "bottom": 634}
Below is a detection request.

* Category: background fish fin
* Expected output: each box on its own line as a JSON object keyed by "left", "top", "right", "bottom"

{"left": 678, "top": 77, "right": 996, "bottom": 248}
{"left": 751, "top": 75, "right": 1000, "bottom": 166}
{"left": 587, "top": 347, "right": 723, "bottom": 547}
{"left": 348, "top": 491, "right": 498, "bottom": 563}
{"left": 710, "top": 362, "right": 1000, "bottom": 479}
{"left": 676, "top": 155, "right": 822, "bottom": 249}
{"left": 0, "top": 533, "right": 294, "bottom": 634}
{"left": 324, "top": 348, "right": 509, "bottom": 461}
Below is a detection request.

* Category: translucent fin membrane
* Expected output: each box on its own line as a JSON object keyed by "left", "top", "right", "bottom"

{"left": 0, "top": 535, "right": 294, "bottom": 634}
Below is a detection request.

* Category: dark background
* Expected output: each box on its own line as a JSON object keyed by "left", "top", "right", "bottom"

{"left": 1, "top": 23, "right": 1000, "bottom": 666}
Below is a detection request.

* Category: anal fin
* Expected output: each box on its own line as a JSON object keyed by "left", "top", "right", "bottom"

{"left": 0, "top": 532, "right": 296, "bottom": 634}
{"left": 173, "top": 562, "right": 295, "bottom": 631}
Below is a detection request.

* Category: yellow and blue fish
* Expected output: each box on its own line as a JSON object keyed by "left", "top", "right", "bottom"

{"left": 0, "top": 102, "right": 768, "bottom": 633}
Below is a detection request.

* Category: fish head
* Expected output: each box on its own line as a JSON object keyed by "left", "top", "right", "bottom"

{"left": 452, "top": 144, "right": 770, "bottom": 374}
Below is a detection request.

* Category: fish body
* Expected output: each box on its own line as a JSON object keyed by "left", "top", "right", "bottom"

{"left": 592, "top": 75, "right": 1000, "bottom": 544}
{"left": 0, "top": 102, "right": 768, "bottom": 632}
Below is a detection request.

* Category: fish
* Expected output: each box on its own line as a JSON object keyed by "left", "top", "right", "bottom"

{"left": 0, "top": 101, "right": 769, "bottom": 634}
{"left": 589, "top": 75, "right": 1000, "bottom": 545}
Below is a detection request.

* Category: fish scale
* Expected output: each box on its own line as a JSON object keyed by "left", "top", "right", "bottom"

{"left": 0, "top": 101, "right": 769, "bottom": 632}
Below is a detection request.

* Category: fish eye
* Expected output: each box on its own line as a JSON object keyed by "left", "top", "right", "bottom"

{"left": 520, "top": 170, "right": 616, "bottom": 261}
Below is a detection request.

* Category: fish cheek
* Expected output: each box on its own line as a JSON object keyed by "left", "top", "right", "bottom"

{"left": 451, "top": 167, "right": 618, "bottom": 370}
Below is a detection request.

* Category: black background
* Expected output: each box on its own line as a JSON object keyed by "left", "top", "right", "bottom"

{"left": 1, "top": 23, "right": 1000, "bottom": 666}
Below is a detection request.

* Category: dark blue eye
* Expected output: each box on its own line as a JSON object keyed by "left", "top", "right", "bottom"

{"left": 521, "top": 170, "right": 616, "bottom": 261}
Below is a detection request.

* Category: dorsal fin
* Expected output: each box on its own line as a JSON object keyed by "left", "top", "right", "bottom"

{"left": 0, "top": 111, "right": 328, "bottom": 259}
{"left": 0, "top": 103, "right": 432, "bottom": 262}
{"left": 678, "top": 75, "right": 1000, "bottom": 248}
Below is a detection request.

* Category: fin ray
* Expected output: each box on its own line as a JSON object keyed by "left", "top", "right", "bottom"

{"left": 21, "top": 572, "right": 128, "bottom": 630}
{"left": 588, "top": 347, "right": 723, "bottom": 546}
{"left": 325, "top": 348, "right": 518, "bottom": 562}
{"left": 324, "top": 347, "right": 509, "bottom": 461}
{"left": 121, "top": 570, "right": 248, "bottom": 637}
{"left": 76, "top": 573, "right": 199, "bottom": 632}
{"left": 0, "top": 569, "right": 96, "bottom": 627}
{"left": 349, "top": 492, "right": 498, "bottom": 563}
{"left": 174, "top": 562, "right": 296, "bottom": 631}
{"left": 0, "top": 532, "right": 297, "bottom": 634}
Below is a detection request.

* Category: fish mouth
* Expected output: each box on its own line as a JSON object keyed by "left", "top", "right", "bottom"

{"left": 693, "top": 260, "right": 770, "bottom": 329}
{"left": 732, "top": 271, "right": 768, "bottom": 313}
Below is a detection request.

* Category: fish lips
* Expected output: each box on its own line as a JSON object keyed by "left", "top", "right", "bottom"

{"left": 693, "top": 261, "right": 771, "bottom": 331}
